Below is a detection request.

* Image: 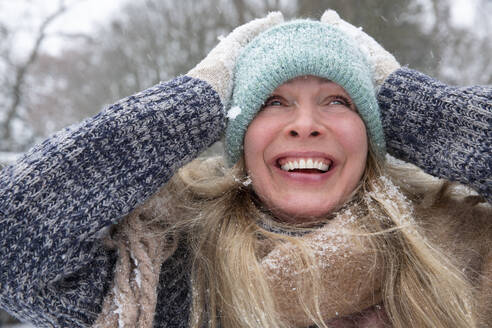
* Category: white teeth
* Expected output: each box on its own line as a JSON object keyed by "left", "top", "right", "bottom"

{"left": 280, "top": 158, "right": 331, "bottom": 172}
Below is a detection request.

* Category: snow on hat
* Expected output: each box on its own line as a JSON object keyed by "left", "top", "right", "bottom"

{"left": 225, "top": 19, "right": 385, "bottom": 166}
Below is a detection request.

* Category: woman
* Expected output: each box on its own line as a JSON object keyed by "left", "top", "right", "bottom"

{"left": 0, "top": 11, "right": 490, "bottom": 328}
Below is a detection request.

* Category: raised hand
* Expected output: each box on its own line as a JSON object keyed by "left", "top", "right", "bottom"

{"left": 188, "top": 12, "right": 284, "bottom": 105}
{"left": 321, "top": 10, "right": 399, "bottom": 88}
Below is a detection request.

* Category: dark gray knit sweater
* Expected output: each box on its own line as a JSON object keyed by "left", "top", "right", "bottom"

{"left": 0, "top": 68, "right": 490, "bottom": 327}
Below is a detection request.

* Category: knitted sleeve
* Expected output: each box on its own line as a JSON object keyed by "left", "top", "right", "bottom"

{"left": 0, "top": 76, "right": 225, "bottom": 327}
{"left": 378, "top": 67, "right": 491, "bottom": 202}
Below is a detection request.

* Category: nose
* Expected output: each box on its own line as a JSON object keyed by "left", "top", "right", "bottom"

{"left": 285, "top": 104, "right": 323, "bottom": 139}
{"left": 289, "top": 130, "right": 320, "bottom": 137}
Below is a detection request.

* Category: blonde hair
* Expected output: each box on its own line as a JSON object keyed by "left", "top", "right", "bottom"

{"left": 96, "top": 149, "right": 490, "bottom": 328}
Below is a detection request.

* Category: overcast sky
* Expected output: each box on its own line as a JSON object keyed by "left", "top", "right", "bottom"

{"left": 0, "top": 0, "right": 125, "bottom": 57}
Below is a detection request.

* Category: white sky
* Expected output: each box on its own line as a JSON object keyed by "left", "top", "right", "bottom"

{"left": 450, "top": 0, "right": 477, "bottom": 27}
{"left": 44, "top": 0, "right": 125, "bottom": 54}
{"left": 48, "top": 0, "right": 124, "bottom": 33}
{"left": 0, "top": 0, "right": 125, "bottom": 57}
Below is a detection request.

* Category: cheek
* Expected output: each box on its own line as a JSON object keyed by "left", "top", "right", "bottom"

{"left": 243, "top": 124, "right": 268, "bottom": 192}
{"left": 243, "top": 115, "right": 279, "bottom": 167}
{"left": 333, "top": 114, "right": 368, "bottom": 156}
{"left": 243, "top": 123, "right": 264, "bottom": 168}
{"left": 243, "top": 117, "right": 281, "bottom": 203}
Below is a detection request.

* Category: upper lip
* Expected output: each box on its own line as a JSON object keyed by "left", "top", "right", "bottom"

{"left": 271, "top": 151, "right": 335, "bottom": 168}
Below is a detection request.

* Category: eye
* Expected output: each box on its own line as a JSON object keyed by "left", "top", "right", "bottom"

{"left": 330, "top": 99, "right": 345, "bottom": 105}
{"left": 322, "top": 95, "right": 353, "bottom": 108}
{"left": 262, "top": 96, "right": 288, "bottom": 108}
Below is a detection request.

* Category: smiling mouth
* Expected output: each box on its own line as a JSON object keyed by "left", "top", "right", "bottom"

{"left": 277, "top": 158, "right": 332, "bottom": 173}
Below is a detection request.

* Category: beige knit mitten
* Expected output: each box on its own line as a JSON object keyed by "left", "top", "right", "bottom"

{"left": 320, "top": 10, "right": 400, "bottom": 89}
{"left": 188, "top": 12, "right": 284, "bottom": 105}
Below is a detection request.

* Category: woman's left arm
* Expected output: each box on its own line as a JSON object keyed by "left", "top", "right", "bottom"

{"left": 378, "top": 68, "right": 491, "bottom": 202}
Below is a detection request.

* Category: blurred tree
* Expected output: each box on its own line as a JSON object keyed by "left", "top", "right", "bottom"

{"left": 0, "top": 1, "right": 71, "bottom": 152}
{"left": 438, "top": 0, "right": 492, "bottom": 84}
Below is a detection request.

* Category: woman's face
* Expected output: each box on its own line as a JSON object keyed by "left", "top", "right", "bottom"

{"left": 243, "top": 76, "right": 368, "bottom": 223}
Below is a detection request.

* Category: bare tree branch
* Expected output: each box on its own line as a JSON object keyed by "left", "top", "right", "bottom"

{"left": 1, "top": 2, "right": 69, "bottom": 144}
{"left": 52, "top": 31, "right": 95, "bottom": 43}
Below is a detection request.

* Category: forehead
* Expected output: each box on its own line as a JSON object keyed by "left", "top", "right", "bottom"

{"left": 273, "top": 75, "right": 349, "bottom": 94}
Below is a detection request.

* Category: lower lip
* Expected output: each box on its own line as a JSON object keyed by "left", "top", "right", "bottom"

{"left": 273, "top": 165, "right": 335, "bottom": 183}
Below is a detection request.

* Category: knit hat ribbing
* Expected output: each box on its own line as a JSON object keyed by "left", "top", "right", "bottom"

{"left": 225, "top": 20, "right": 385, "bottom": 165}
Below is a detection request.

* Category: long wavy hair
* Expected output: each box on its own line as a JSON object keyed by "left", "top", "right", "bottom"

{"left": 96, "top": 147, "right": 491, "bottom": 328}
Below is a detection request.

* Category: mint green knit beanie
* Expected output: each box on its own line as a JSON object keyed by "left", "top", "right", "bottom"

{"left": 225, "top": 19, "right": 385, "bottom": 165}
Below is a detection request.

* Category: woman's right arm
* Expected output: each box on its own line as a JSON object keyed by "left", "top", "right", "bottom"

{"left": 0, "top": 76, "right": 225, "bottom": 327}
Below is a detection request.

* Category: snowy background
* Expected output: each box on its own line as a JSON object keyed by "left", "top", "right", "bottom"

{"left": 1, "top": 0, "right": 491, "bottom": 326}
